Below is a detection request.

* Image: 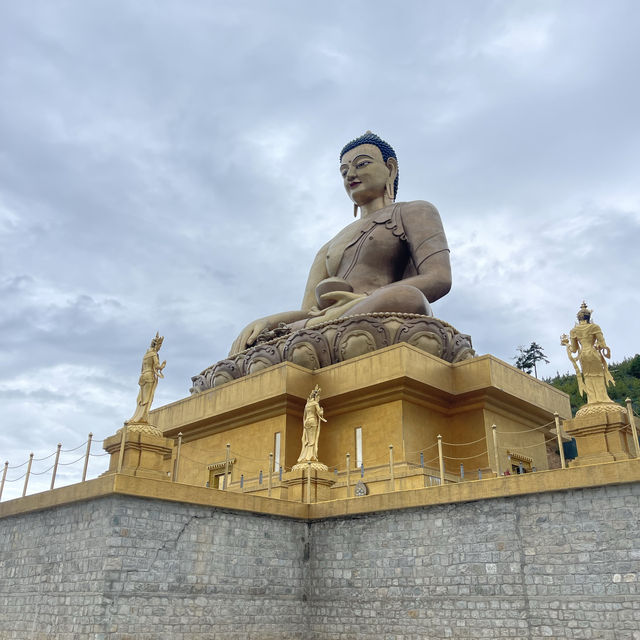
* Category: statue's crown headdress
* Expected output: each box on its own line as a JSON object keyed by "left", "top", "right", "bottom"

{"left": 152, "top": 331, "right": 164, "bottom": 348}
{"left": 577, "top": 301, "right": 592, "bottom": 322}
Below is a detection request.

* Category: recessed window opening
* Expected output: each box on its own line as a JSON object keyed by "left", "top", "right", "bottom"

{"left": 355, "top": 427, "right": 363, "bottom": 469}
{"left": 274, "top": 432, "right": 281, "bottom": 472}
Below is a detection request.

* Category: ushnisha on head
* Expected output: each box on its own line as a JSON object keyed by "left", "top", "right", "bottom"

{"left": 577, "top": 301, "right": 592, "bottom": 323}
{"left": 340, "top": 132, "right": 399, "bottom": 215}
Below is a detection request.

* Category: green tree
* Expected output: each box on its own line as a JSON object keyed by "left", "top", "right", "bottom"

{"left": 514, "top": 342, "right": 550, "bottom": 378}
{"left": 626, "top": 354, "right": 640, "bottom": 379}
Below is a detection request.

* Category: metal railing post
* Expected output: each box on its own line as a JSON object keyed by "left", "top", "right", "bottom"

{"left": 82, "top": 433, "right": 93, "bottom": 482}
{"left": 22, "top": 453, "right": 34, "bottom": 497}
{"left": 437, "top": 435, "right": 445, "bottom": 484}
{"left": 0, "top": 461, "right": 8, "bottom": 501}
{"left": 223, "top": 443, "right": 231, "bottom": 490}
{"left": 50, "top": 443, "right": 62, "bottom": 490}
{"left": 389, "top": 445, "right": 395, "bottom": 492}
{"left": 346, "top": 453, "right": 351, "bottom": 497}
{"left": 625, "top": 398, "right": 640, "bottom": 458}
{"left": 554, "top": 412, "right": 567, "bottom": 469}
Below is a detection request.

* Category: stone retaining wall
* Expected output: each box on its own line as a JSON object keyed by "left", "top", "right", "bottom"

{"left": 308, "top": 485, "right": 640, "bottom": 639}
{"left": 1, "top": 483, "right": 639, "bottom": 639}
{"left": 0, "top": 496, "right": 307, "bottom": 639}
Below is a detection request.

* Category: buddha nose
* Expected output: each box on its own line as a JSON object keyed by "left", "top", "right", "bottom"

{"left": 346, "top": 164, "right": 356, "bottom": 179}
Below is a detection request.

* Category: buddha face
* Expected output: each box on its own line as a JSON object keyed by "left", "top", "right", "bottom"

{"left": 340, "top": 143, "right": 396, "bottom": 206}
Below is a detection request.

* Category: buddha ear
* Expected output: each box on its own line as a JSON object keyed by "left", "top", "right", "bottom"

{"left": 385, "top": 157, "right": 398, "bottom": 201}
{"left": 386, "top": 157, "right": 398, "bottom": 182}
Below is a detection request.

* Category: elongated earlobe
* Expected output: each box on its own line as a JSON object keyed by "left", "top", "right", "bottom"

{"left": 385, "top": 180, "right": 395, "bottom": 201}
{"left": 353, "top": 203, "right": 359, "bottom": 218}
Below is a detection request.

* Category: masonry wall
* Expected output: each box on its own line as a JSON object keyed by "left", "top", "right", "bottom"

{"left": 308, "top": 485, "right": 640, "bottom": 639}
{"left": 0, "top": 496, "right": 308, "bottom": 640}
{"left": 1, "top": 483, "right": 639, "bottom": 640}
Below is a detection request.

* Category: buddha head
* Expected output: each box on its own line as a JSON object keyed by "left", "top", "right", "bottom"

{"left": 339, "top": 131, "right": 399, "bottom": 206}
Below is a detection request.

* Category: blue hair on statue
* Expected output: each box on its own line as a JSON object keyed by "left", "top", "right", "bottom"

{"left": 340, "top": 131, "right": 399, "bottom": 199}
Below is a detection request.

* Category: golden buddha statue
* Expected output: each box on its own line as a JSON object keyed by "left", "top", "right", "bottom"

{"left": 229, "top": 132, "right": 451, "bottom": 355}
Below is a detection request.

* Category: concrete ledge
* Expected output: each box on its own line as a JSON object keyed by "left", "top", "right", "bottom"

{"left": 0, "top": 473, "right": 309, "bottom": 520}
{"left": 2, "top": 458, "right": 639, "bottom": 522}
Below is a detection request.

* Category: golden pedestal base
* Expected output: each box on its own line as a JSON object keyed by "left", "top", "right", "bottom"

{"left": 564, "top": 405, "right": 633, "bottom": 467}
{"left": 280, "top": 468, "right": 334, "bottom": 502}
{"left": 291, "top": 460, "right": 328, "bottom": 471}
{"left": 103, "top": 428, "right": 173, "bottom": 480}
{"left": 147, "top": 344, "right": 573, "bottom": 494}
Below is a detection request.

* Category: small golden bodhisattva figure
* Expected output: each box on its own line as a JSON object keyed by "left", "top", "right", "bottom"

{"left": 561, "top": 302, "right": 616, "bottom": 415}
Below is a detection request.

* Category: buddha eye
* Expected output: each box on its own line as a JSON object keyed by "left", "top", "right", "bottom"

{"left": 356, "top": 161, "right": 370, "bottom": 169}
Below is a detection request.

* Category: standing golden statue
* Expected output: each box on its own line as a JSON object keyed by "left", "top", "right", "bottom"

{"left": 561, "top": 303, "right": 616, "bottom": 414}
{"left": 293, "top": 385, "right": 328, "bottom": 470}
{"left": 126, "top": 333, "right": 166, "bottom": 429}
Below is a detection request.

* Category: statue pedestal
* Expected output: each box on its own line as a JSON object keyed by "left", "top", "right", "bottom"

{"left": 103, "top": 425, "right": 174, "bottom": 480}
{"left": 280, "top": 468, "right": 334, "bottom": 503}
{"left": 564, "top": 404, "right": 633, "bottom": 467}
{"left": 150, "top": 344, "right": 572, "bottom": 493}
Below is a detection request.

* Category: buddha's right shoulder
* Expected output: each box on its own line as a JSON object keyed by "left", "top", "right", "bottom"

{"left": 400, "top": 200, "right": 440, "bottom": 216}
{"left": 398, "top": 200, "right": 444, "bottom": 226}
{"left": 315, "top": 240, "right": 331, "bottom": 255}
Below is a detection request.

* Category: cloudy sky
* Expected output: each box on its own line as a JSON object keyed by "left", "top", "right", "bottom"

{"left": 1, "top": 1, "right": 639, "bottom": 498}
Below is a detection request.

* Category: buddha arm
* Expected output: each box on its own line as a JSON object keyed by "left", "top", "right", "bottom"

{"left": 399, "top": 201, "right": 452, "bottom": 302}
{"left": 397, "top": 252, "right": 451, "bottom": 302}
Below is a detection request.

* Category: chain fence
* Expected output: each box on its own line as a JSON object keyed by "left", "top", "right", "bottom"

{"left": 170, "top": 413, "right": 593, "bottom": 497}
{"left": 0, "top": 433, "right": 110, "bottom": 502}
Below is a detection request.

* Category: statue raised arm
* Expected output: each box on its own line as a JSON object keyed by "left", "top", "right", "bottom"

{"left": 229, "top": 131, "right": 451, "bottom": 355}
